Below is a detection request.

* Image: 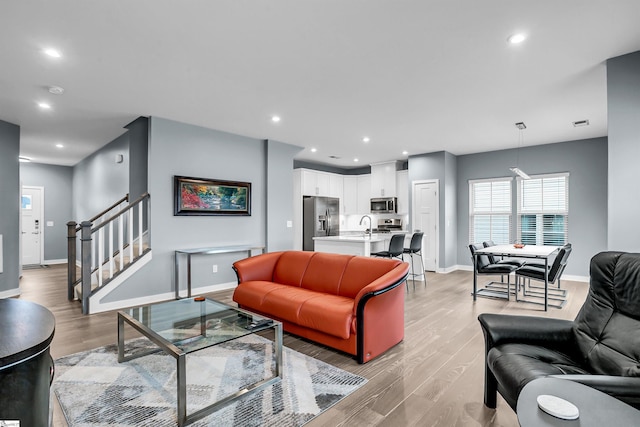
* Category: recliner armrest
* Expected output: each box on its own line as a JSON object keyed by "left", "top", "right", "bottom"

{"left": 554, "top": 375, "right": 640, "bottom": 399}
{"left": 478, "top": 313, "right": 574, "bottom": 349}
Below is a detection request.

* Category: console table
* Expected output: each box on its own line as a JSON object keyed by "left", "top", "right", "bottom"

{"left": 517, "top": 377, "right": 640, "bottom": 426}
{"left": 174, "top": 245, "right": 265, "bottom": 298}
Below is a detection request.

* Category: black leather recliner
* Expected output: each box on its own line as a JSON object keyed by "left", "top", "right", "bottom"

{"left": 478, "top": 251, "right": 640, "bottom": 411}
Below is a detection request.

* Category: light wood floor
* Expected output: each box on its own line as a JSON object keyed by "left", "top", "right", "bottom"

{"left": 18, "top": 264, "right": 589, "bottom": 427}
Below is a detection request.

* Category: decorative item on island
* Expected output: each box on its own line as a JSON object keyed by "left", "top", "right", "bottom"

{"left": 174, "top": 175, "right": 251, "bottom": 216}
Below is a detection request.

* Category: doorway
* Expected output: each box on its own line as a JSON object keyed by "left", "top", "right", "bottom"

{"left": 21, "top": 186, "right": 44, "bottom": 266}
{"left": 412, "top": 180, "right": 439, "bottom": 271}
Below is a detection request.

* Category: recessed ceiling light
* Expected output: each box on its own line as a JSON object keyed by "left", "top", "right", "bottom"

{"left": 48, "top": 86, "right": 65, "bottom": 95}
{"left": 402, "top": 151, "right": 409, "bottom": 155}
{"left": 19, "top": 156, "right": 31, "bottom": 163}
{"left": 311, "top": 148, "right": 317, "bottom": 153}
{"left": 507, "top": 33, "right": 526, "bottom": 44}
{"left": 353, "top": 158, "right": 359, "bottom": 163}
{"left": 271, "top": 115, "right": 281, "bottom": 123}
{"left": 56, "top": 143, "right": 64, "bottom": 148}
{"left": 43, "top": 48, "right": 62, "bottom": 58}
{"left": 362, "top": 137, "right": 370, "bottom": 143}
{"left": 38, "top": 102, "right": 51, "bottom": 109}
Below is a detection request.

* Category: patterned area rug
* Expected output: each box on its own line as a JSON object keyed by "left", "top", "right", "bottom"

{"left": 53, "top": 334, "right": 366, "bottom": 426}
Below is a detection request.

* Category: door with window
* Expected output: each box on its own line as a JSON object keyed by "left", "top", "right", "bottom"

{"left": 21, "top": 186, "right": 44, "bottom": 265}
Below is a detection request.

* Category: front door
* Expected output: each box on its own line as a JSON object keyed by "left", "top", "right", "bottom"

{"left": 413, "top": 181, "right": 439, "bottom": 271}
{"left": 21, "top": 186, "right": 43, "bottom": 266}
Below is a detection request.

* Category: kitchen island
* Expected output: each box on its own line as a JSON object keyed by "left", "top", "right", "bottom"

{"left": 313, "top": 234, "right": 388, "bottom": 257}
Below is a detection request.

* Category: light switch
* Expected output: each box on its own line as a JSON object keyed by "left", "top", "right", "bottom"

{"left": 46, "top": 221, "right": 54, "bottom": 227}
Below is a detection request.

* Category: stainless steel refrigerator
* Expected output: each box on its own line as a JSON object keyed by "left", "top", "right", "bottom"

{"left": 303, "top": 196, "right": 340, "bottom": 251}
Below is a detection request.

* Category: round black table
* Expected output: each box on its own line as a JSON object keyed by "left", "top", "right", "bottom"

{"left": 517, "top": 377, "right": 640, "bottom": 426}
{"left": 0, "top": 298, "right": 55, "bottom": 426}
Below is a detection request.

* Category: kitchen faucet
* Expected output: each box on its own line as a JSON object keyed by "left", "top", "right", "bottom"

{"left": 359, "top": 215, "right": 372, "bottom": 236}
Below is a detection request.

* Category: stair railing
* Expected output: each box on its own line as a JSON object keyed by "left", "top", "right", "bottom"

{"left": 67, "top": 193, "right": 151, "bottom": 314}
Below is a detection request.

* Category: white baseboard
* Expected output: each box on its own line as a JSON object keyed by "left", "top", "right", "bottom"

{"left": 188, "top": 281, "right": 237, "bottom": 296}
{"left": 43, "top": 258, "right": 67, "bottom": 265}
{"left": 92, "top": 291, "right": 175, "bottom": 314}
{"left": 0, "top": 287, "right": 21, "bottom": 298}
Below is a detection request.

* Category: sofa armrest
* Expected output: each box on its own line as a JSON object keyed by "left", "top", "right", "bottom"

{"left": 478, "top": 313, "right": 575, "bottom": 350}
{"left": 353, "top": 262, "right": 410, "bottom": 310}
{"left": 232, "top": 251, "right": 283, "bottom": 283}
{"left": 354, "top": 263, "right": 409, "bottom": 363}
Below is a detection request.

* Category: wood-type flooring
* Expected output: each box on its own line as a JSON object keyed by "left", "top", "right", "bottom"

{"left": 17, "top": 264, "right": 589, "bottom": 426}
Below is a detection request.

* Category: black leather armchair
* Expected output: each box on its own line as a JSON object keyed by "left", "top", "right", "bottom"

{"left": 478, "top": 251, "right": 640, "bottom": 411}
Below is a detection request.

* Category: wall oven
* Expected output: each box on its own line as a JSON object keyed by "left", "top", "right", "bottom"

{"left": 370, "top": 197, "right": 397, "bottom": 214}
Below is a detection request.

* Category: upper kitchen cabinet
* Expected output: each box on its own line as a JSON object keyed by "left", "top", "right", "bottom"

{"left": 396, "top": 170, "right": 409, "bottom": 214}
{"left": 343, "top": 176, "right": 358, "bottom": 214}
{"left": 357, "top": 174, "right": 372, "bottom": 214}
{"left": 298, "top": 168, "right": 342, "bottom": 198}
{"left": 370, "top": 161, "right": 400, "bottom": 197}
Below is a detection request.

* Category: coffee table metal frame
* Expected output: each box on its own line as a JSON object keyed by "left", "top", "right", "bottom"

{"left": 117, "top": 297, "right": 283, "bottom": 426}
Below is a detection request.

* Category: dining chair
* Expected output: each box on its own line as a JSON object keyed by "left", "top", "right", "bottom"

{"left": 515, "top": 245, "right": 571, "bottom": 302}
{"left": 469, "top": 244, "right": 520, "bottom": 300}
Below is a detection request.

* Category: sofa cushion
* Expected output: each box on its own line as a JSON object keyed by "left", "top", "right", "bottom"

{"left": 300, "top": 253, "right": 351, "bottom": 295}
{"left": 232, "top": 280, "right": 288, "bottom": 310}
{"left": 339, "top": 257, "right": 403, "bottom": 299}
{"left": 272, "top": 251, "right": 315, "bottom": 287}
{"left": 298, "top": 294, "right": 354, "bottom": 339}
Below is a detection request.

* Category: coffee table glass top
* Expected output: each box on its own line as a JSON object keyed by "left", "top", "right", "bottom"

{"left": 120, "top": 297, "right": 274, "bottom": 354}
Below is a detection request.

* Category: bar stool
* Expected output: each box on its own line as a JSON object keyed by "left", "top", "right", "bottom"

{"left": 371, "top": 234, "right": 408, "bottom": 289}
{"left": 403, "top": 232, "right": 426, "bottom": 289}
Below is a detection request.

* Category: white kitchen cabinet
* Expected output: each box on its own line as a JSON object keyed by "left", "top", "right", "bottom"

{"left": 329, "top": 173, "right": 343, "bottom": 199}
{"left": 342, "top": 176, "right": 358, "bottom": 214}
{"left": 299, "top": 168, "right": 334, "bottom": 196}
{"left": 370, "top": 161, "right": 399, "bottom": 198}
{"left": 396, "top": 170, "right": 409, "bottom": 214}
{"left": 357, "top": 174, "right": 371, "bottom": 214}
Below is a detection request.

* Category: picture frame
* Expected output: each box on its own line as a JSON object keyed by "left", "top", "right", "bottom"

{"left": 174, "top": 175, "right": 251, "bottom": 216}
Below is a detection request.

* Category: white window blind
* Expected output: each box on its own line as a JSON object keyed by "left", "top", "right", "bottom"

{"left": 469, "top": 178, "right": 512, "bottom": 244}
{"left": 517, "top": 173, "right": 569, "bottom": 245}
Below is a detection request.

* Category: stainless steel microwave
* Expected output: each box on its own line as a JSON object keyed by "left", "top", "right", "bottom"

{"left": 370, "top": 197, "right": 397, "bottom": 214}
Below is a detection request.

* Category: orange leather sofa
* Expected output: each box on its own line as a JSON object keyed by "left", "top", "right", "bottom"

{"left": 232, "top": 251, "right": 409, "bottom": 363}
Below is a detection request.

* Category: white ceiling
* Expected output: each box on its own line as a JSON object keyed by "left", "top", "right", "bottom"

{"left": 2, "top": 1, "right": 640, "bottom": 168}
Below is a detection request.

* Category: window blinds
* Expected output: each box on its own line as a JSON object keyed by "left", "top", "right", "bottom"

{"left": 469, "top": 178, "right": 512, "bottom": 244}
{"left": 517, "top": 174, "right": 569, "bottom": 245}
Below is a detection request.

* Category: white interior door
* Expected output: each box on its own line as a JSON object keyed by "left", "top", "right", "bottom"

{"left": 413, "top": 180, "right": 439, "bottom": 271}
{"left": 21, "top": 186, "right": 44, "bottom": 266}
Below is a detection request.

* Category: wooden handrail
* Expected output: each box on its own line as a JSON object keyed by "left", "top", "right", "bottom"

{"left": 91, "top": 193, "right": 150, "bottom": 233}
{"left": 88, "top": 193, "right": 129, "bottom": 223}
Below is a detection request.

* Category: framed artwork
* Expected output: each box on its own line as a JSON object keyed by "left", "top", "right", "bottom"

{"left": 174, "top": 176, "right": 251, "bottom": 216}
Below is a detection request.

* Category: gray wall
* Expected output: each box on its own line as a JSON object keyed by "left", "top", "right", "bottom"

{"left": 0, "top": 120, "right": 20, "bottom": 295}
{"left": 126, "top": 116, "right": 149, "bottom": 201}
{"left": 104, "top": 117, "right": 299, "bottom": 302}
{"left": 72, "top": 133, "right": 129, "bottom": 223}
{"left": 444, "top": 151, "right": 458, "bottom": 268}
{"left": 408, "top": 151, "right": 450, "bottom": 269}
{"left": 266, "top": 139, "right": 303, "bottom": 251}
{"left": 456, "top": 137, "right": 608, "bottom": 276}
{"left": 607, "top": 51, "right": 640, "bottom": 251}
{"left": 20, "top": 163, "right": 73, "bottom": 262}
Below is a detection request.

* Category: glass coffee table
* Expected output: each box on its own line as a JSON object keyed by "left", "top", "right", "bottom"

{"left": 117, "top": 297, "right": 283, "bottom": 426}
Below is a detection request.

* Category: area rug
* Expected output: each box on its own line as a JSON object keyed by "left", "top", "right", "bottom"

{"left": 53, "top": 334, "right": 366, "bottom": 426}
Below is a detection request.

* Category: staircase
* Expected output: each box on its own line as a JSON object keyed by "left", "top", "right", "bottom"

{"left": 67, "top": 193, "right": 152, "bottom": 314}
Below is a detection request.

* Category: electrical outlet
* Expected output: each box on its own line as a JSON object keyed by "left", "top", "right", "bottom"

{"left": 212, "top": 265, "right": 218, "bottom": 273}
{"left": 286, "top": 220, "right": 293, "bottom": 228}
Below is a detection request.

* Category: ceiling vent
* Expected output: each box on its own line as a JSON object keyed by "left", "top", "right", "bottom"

{"left": 573, "top": 119, "right": 589, "bottom": 127}
{"left": 328, "top": 155, "right": 341, "bottom": 159}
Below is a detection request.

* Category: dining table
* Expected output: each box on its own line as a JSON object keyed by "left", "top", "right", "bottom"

{"left": 472, "top": 244, "right": 562, "bottom": 311}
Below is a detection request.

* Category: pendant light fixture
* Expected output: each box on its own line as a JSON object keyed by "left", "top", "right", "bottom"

{"left": 510, "top": 122, "right": 530, "bottom": 179}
